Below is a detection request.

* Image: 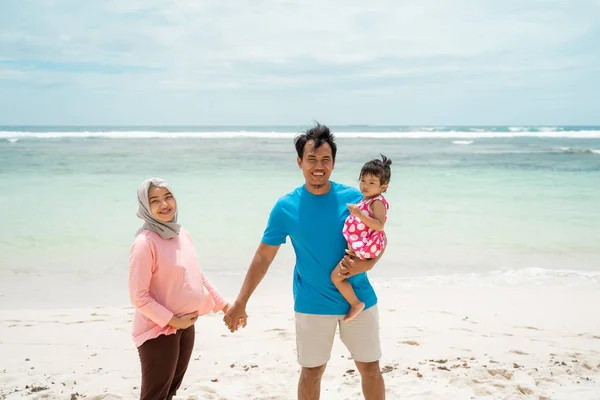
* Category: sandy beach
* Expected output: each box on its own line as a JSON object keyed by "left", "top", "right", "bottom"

{"left": 3, "top": 132, "right": 599, "bottom": 399}
{"left": 3, "top": 0, "right": 600, "bottom": 395}
{"left": 2, "top": 284, "right": 599, "bottom": 400}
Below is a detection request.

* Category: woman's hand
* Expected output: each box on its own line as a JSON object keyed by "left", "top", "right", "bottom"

{"left": 168, "top": 311, "right": 199, "bottom": 329}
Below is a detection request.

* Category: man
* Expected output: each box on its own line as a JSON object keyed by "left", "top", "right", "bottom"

{"left": 224, "top": 123, "right": 386, "bottom": 400}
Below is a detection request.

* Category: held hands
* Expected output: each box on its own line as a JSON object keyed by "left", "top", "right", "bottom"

{"left": 168, "top": 311, "right": 199, "bottom": 329}
{"left": 223, "top": 301, "right": 248, "bottom": 333}
{"left": 168, "top": 303, "right": 247, "bottom": 332}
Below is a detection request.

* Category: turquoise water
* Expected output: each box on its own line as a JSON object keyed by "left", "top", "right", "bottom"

{"left": 1, "top": 127, "right": 600, "bottom": 307}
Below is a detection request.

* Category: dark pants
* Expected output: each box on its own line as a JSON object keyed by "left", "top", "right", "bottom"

{"left": 137, "top": 325, "right": 195, "bottom": 400}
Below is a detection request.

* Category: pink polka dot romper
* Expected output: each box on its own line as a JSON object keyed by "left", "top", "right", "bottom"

{"left": 342, "top": 194, "right": 389, "bottom": 260}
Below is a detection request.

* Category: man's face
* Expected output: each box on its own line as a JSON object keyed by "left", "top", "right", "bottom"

{"left": 297, "top": 140, "right": 335, "bottom": 191}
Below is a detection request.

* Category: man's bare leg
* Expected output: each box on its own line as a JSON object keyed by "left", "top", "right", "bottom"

{"left": 355, "top": 360, "right": 385, "bottom": 400}
{"left": 298, "top": 364, "right": 327, "bottom": 400}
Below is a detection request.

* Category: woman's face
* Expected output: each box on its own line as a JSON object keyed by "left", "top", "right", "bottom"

{"left": 148, "top": 186, "right": 177, "bottom": 222}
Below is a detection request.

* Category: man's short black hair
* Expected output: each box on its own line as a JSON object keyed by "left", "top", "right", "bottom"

{"left": 294, "top": 122, "right": 337, "bottom": 160}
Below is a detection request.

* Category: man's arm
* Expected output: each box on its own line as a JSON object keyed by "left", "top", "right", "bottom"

{"left": 339, "top": 233, "right": 387, "bottom": 277}
{"left": 223, "top": 242, "right": 279, "bottom": 331}
{"left": 236, "top": 242, "right": 280, "bottom": 304}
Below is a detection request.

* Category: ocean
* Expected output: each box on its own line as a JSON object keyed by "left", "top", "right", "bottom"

{"left": 1, "top": 125, "right": 599, "bottom": 309}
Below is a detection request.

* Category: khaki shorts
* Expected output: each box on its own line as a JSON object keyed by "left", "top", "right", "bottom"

{"left": 295, "top": 305, "right": 381, "bottom": 368}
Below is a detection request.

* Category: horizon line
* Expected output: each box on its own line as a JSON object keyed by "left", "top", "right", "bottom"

{"left": 2, "top": 124, "right": 600, "bottom": 128}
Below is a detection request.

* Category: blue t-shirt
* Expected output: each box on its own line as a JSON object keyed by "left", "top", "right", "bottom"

{"left": 261, "top": 181, "right": 378, "bottom": 315}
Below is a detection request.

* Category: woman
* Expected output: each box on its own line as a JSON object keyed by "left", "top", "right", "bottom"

{"left": 129, "top": 177, "right": 233, "bottom": 400}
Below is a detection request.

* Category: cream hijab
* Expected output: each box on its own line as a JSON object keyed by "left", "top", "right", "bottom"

{"left": 135, "top": 177, "right": 181, "bottom": 239}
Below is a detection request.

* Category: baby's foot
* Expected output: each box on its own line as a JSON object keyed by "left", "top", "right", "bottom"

{"left": 343, "top": 302, "right": 365, "bottom": 323}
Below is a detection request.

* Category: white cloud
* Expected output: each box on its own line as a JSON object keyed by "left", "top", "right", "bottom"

{"left": 3, "top": 1, "right": 597, "bottom": 64}
{"left": 0, "top": 0, "right": 599, "bottom": 124}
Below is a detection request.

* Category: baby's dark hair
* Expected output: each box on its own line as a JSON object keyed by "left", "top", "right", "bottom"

{"left": 360, "top": 154, "right": 392, "bottom": 186}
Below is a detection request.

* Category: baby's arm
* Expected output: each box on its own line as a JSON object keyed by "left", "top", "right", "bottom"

{"left": 359, "top": 200, "right": 387, "bottom": 231}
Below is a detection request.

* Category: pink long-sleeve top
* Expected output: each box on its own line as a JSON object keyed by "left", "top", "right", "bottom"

{"left": 128, "top": 228, "right": 227, "bottom": 347}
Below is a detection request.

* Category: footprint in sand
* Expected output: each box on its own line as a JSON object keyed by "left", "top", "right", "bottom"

{"left": 405, "top": 326, "right": 425, "bottom": 332}
{"left": 400, "top": 340, "right": 419, "bottom": 346}
{"left": 197, "top": 385, "right": 217, "bottom": 394}
{"left": 265, "top": 328, "right": 290, "bottom": 339}
{"left": 510, "top": 349, "right": 529, "bottom": 355}
{"left": 534, "top": 376, "right": 557, "bottom": 386}
{"left": 381, "top": 364, "right": 398, "bottom": 373}
{"left": 515, "top": 326, "right": 540, "bottom": 331}
{"left": 516, "top": 385, "right": 535, "bottom": 395}
{"left": 450, "top": 328, "right": 473, "bottom": 333}
{"left": 487, "top": 368, "right": 514, "bottom": 380}
{"left": 472, "top": 387, "right": 493, "bottom": 396}
{"left": 449, "top": 347, "right": 472, "bottom": 353}
{"left": 459, "top": 316, "right": 478, "bottom": 324}
{"left": 65, "top": 319, "right": 105, "bottom": 325}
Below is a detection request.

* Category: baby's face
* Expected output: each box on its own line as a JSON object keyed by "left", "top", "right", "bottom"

{"left": 359, "top": 174, "right": 387, "bottom": 197}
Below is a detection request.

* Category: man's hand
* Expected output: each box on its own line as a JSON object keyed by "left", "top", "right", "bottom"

{"left": 223, "top": 301, "right": 248, "bottom": 333}
{"left": 339, "top": 249, "right": 375, "bottom": 277}
{"left": 168, "top": 311, "right": 199, "bottom": 329}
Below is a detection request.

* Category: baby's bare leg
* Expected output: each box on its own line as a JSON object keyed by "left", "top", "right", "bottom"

{"left": 331, "top": 264, "right": 365, "bottom": 323}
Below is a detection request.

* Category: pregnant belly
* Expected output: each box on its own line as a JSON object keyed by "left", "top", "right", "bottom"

{"left": 168, "top": 283, "right": 214, "bottom": 316}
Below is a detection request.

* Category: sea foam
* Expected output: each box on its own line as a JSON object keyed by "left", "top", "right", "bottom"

{"left": 2, "top": 130, "right": 600, "bottom": 139}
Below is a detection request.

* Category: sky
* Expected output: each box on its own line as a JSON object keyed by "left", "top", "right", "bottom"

{"left": 1, "top": 0, "right": 599, "bottom": 126}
